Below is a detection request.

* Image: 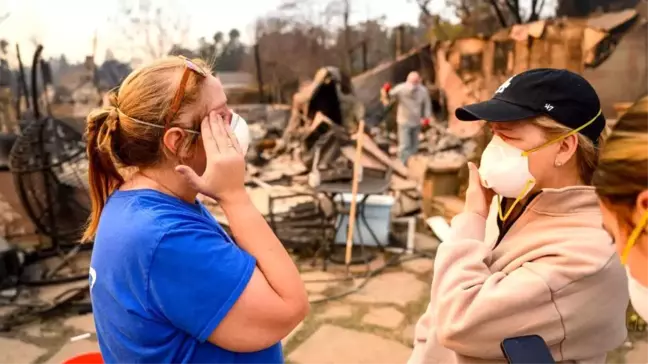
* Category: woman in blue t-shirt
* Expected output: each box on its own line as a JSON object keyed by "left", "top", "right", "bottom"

{"left": 82, "top": 56, "right": 309, "bottom": 363}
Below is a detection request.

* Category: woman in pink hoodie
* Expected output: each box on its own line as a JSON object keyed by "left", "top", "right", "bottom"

{"left": 409, "top": 69, "right": 629, "bottom": 364}
{"left": 594, "top": 95, "right": 648, "bottom": 321}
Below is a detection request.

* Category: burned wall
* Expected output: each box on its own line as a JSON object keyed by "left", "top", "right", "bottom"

{"left": 584, "top": 18, "right": 648, "bottom": 116}
{"left": 437, "top": 14, "right": 646, "bottom": 124}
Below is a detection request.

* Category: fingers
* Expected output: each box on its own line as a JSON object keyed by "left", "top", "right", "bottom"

{"left": 175, "top": 165, "right": 205, "bottom": 192}
{"left": 213, "top": 113, "right": 241, "bottom": 154}
{"left": 209, "top": 111, "right": 230, "bottom": 153}
{"left": 225, "top": 114, "right": 243, "bottom": 154}
{"left": 469, "top": 162, "right": 494, "bottom": 197}
{"left": 467, "top": 162, "right": 479, "bottom": 185}
{"left": 468, "top": 162, "right": 485, "bottom": 190}
{"left": 210, "top": 111, "right": 231, "bottom": 152}
{"left": 203, "top": 109, "right": 242, "bottom": 156}
{"left": 201, "top": 114, "right": 219, "bottom": 155}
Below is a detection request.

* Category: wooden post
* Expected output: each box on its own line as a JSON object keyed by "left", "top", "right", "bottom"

{"left": 253, "top": 43, "right": 265, "bottom": 103}
{"left": 345, "top": 120, "right": 366, "bottom": 273}
{"left": 395, "top": 25, "right": 405, "bottom": 58}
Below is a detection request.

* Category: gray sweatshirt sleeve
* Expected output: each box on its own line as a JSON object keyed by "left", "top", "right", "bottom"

{"left": 389, "top": 83, "right": 405, "bottom": 98}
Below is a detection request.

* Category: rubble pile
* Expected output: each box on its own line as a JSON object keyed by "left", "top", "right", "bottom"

{"left": 422, "top": 122, "right": 479, "bottom": 168}
{"left": 229, "top": 112, "right": 418, "bottom": 211}
{"left": 206, "top": 68, "right": 485, "bottom": 249}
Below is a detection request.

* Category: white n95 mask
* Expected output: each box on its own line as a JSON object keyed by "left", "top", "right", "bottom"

{"left": 478, "top": 135, "right": 536, "bottom": 221}
{"left": 229, "top": 112, "right": 250, "bottom": 155}
{"left": 479, "top": 135, "right": 536, "bottom": 198}
{"left": 627, "top": 267, "right": 648, "bottom": 321}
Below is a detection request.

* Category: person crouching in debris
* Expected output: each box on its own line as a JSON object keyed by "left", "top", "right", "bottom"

{"left": 83, "top": 56, "right": 309, "bottom": 363}
{"left": 408, "top": 69, "right": 628, "bottom": 364}
{"left": 381, "top": 71, "right": 433, "bottom": 165}
{"left": 593, "top": 95, "right": 648, "bottom": 323}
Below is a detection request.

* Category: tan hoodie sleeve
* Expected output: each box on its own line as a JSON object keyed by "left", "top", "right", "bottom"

{"left": 416, "top": 212, "right": 565, "bottom": 360}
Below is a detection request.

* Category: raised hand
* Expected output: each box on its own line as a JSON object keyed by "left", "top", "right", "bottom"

{"left": 464, "top": 162, "right": 495, "bottom": 219}
{"left": 175, "top": 110, "right": 246, "bottom": 204}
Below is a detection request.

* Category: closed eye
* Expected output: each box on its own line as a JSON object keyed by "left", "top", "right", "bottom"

{"left": 494, "top": 131, "right": 519, "bottom": 141}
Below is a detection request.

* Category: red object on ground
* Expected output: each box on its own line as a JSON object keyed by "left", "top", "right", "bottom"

{"left": 63, "top": 352, "right": 104, "bottom": 364}
{"left": 382, "top": 82, "right": 391, "bottom": 92}
{"left": 422, "top": 118, "right": 431, "bottom": 126}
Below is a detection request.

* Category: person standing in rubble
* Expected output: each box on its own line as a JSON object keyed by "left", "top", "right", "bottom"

{"left": 381, "top": 71, "right": 432, "bottom": 164}
{"left": 593, "top": 95, "right": 648, "bottom": 322}
{"left": 83, "top": 56, "right": 308, "bottom": 363}
{"left": 281, "top": 67, "right": 363, "bottom": 146}
{"left": 409, "top": 69, "right": 628, "bottom": 364}
{"left": 337, "top": 71, "right": 365, "bottom": 133}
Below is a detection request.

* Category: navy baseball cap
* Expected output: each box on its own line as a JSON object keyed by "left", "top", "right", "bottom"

{"left": 455, "top": 68, "right": 606, "bottom": 143}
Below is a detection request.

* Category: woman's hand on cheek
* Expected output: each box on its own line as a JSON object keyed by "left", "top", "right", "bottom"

{"left": 175, "top": 111, "right": 247, "bottom": 204}
{"left": 464, "top": 162, "right": 495, "bottom": 219}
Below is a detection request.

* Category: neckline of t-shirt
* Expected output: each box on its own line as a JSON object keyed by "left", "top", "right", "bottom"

{"left": 112, "top": 188, "right": 201, "bottom": 209}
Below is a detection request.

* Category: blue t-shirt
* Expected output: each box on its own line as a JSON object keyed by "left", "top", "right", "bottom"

{"left": 89, "top": 189, "right": 283, "bottom": 363}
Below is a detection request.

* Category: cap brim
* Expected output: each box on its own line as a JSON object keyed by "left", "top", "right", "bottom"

{"left": 456, "top": 98, "right": 540, "bottom": 122}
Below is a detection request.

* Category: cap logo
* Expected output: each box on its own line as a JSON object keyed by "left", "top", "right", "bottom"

{"left": 544, "top": 103, "right": 554, "bottom": 111}
{"left": 495, "top": 75, "right": 514, "bottom": 95}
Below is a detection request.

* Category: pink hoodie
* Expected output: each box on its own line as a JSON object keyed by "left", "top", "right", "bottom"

{"left": 409, "top": 186, "right": 629, "bottom": 364}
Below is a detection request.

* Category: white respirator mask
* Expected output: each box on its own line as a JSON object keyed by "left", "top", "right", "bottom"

{"left": 229, "top": 112, "right": 250, "bottom": 155}
{"left": 478, "top": 135, "right": 536, "bottom": 221}
{"left": 620, "top": 210, "right": 648, "bottom": 321}
{"left": 627, "top": 267, "right": 648, "bottom": 321}
{"left": 479, "top": 135, "right": 536, "bottom": 199}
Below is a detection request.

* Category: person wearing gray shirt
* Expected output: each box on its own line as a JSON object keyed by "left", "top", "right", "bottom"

{"left": 382, "top": 71, "right": 432, "bottom": 164}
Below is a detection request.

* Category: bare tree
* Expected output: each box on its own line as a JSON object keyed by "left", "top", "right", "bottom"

{"left": 417, "top": 0, "right": 553, "bottom": 36}
{"left": 111, "top": 0, "right": 191, "bottom": 61}
{"left": 495, "top": 0, "right": 547, "bottom": 24}
{"left": 411, "top": 0, "right": 452, "bottom": 39}
{"left": 249, "top": 0, "right": 400, "bottom": 100}
{"left": 278, "top": 0, "right": 356, "bottom": 71}
{"left": 488, "top": 0, "right": 511, "bottom": 27}
{"left": 445, "top": 0, "right": 508, "bottom": 34}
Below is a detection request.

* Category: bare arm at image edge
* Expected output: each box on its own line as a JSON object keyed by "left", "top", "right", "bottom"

{"left": 208, "top": 194, "right": 309, "bottom": 352}
{"left": 412, "top": 212, "right": 565, "bottom": 360}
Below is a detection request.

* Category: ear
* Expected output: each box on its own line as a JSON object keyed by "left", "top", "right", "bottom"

{"left": 633, "top": 189, "right": 648, "bottom": 224}
{"left": 555, "top": 133, "right": 578, "bottom": 166}
{"left": 162, "top": 127, "right": 185, "bottom": 156}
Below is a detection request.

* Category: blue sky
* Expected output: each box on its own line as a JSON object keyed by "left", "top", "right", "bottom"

{"left": 0, "top": 0, "right": 457, "bottom": 65}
